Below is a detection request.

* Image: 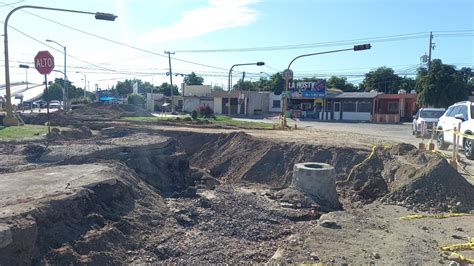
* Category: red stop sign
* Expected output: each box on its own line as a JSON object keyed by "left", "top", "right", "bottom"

{"left": 34, "top": 51, "right": 55, "bottom": 75}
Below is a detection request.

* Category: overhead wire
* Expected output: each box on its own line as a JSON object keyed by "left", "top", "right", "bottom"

{"left": 174, "top": 32, "right": 431, "bottom": 53}
{"left": 1, "top": 0, "right": 470, "bottom": 83}
{"left": 5, "top": 23, "right": 120, "bottom": 73}
{"left": 7, "top": 6, "right": 228, "bottom": 71}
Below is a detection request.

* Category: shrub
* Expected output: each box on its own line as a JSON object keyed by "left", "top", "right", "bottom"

{"left": 191, "top": 110, "right": 198, "bottom": 120}
{"left": 197, "top": 104, "right": 214, "bottom": 118}
{"left": 127, "top": 93, "right": 145, "bottom": 107}
{"left": 70, "top": 96, "right": 91, "bottom": 105}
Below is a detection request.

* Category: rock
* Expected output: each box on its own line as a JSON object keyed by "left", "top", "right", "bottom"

{"left": 0, "top": 224, "right": 13, "bottom": 249}
{"left": 372, "top": 252, "right": 381, "bottom": 259}
{"left": 455, "top": 227, "right": 463, "bottom": 232}
{"left": 319, "top": 219, "right": 340, "bottom": 229}
{"left": 310, "top": 252, "right": 320, "bottom": 261}
{"left": 421, "top": 226, "right": 428, "bottom": 231}
{"left": 448, "top": 260, "right": 460, "bottom": 266}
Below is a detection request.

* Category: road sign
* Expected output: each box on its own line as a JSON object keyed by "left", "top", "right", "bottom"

{"left": 282, "top": 69, "right": 293, "bottom": 80}
{"left": 34, "top": 51, "right": 55, "bottom": 75}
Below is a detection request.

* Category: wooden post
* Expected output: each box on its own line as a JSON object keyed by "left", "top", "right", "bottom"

{"left": 418, "top": 120, "right": 425, "bottom": 150}
{"left": 450, "top": 126, "right": 458, "bottom": 170}
{"left": 428, "top": 122, "right": 435, "bottom": 151}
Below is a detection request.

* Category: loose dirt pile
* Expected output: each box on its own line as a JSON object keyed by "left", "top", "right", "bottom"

{"left": 337, "top": 142, "right": 474, "bottom": 212}
{"left": 382, "top": 156, "right": 474, "bottom": 212}
{"left": 20, "top": 103, "right": 152, "bottom": 127}
{"left": 188, "top": 132, "right": 367, "bottom": 188}
{"left": 70, "top": 103, "right": 152, "bottom": 119}
{"left": 168, "top": 132, "right": 474, "bottom": 212}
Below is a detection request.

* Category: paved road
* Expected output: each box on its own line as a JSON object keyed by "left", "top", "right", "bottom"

{"left": 235, "top": 117, "right": 419, "bottom": 145}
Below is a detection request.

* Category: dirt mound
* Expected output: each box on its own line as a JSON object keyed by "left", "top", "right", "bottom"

{"left": 71, "top": 103, "right": 152, "bottom": 119}
{"left": 382, "top": 157, "right": 474, "bottom": 212}
{"left": 339, "top": 149, "right": 389, "bottom": 204}
{"left": 46, "top": 126, "right": 93, "bottom": 141}
{"left": 389, "top": 143, "right": 416, "bottom": 156}
{"left": 188, "top": 132, "right": 367, "bottom": 189}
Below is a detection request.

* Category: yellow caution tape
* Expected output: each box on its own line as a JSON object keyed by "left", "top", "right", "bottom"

{"left": 400, "top": 213, "right": 474, "bottom": 220}
{"left": 445, "top": 252, "right": 474, "bottom": 264}
{"left": 441, "top": 237, "right": 474, "bottom": 251}
{"left": 440, "top": 238, "right": 474, "bottom": 264}
{"left": 401, "top": 214, "right": 474, "bottom": 263}
{"left": 336, "top": 144, "right": 377, "bottom": 185}
{"left": 455, "top": 131, "right": 474, "bottom": 140}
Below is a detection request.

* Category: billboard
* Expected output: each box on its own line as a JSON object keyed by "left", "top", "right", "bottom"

{"left": 289, "top": 79, "right": 326, "bottom": 98}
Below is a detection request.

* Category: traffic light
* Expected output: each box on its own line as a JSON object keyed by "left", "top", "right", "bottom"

{"left": 353, "top": 44, "right": 371, "bottom": 51}
{"left": 95, "top": 12, "right": 117, "bottom": 21}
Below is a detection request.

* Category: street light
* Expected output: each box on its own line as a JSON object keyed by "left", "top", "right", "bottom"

{"left": 3, "top": 5, "right": 116, "bottom": 126}
{"left": 76, "top": 71, "right": 87, "bottom": 97}
{"left": 227, "top": 61, "right": 264, "bottom": 116}
{"left": 19, "top": 64, "right": 29, "bottom": 89}
{"left": 282, "top": 44, "right": 371, "bottom": 122}
{"left": 46, "top": 39, "right": 68, "bottom": 111}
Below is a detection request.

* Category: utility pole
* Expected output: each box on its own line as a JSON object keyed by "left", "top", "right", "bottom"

{"left": 165, "top": 51, "right": 175, "bottom": 113}
{"left": 428, "top": 32, "right": 433, "bottom": 70}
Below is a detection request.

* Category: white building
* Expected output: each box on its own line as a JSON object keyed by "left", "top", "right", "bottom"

{"left": 182, "top": 85, "right": 213, "bottom": 112}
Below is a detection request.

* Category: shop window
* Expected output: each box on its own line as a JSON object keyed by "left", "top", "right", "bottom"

{"left": 388, "top": 102, "right": 399, "bottom": 113}
{"left": 301, "top": 103, "right": 312, "bottom": 111}
{"left": 357, "top": 101, "right": 371, "bottom": 113}
{"left": 326, "top": 102, "right": 332, "bottom": 111}
{"left": 314, "top": 103, "right": 322, "bottom": 112}
{"left": 343, "top": 102, "right": 356, "bottom": 112}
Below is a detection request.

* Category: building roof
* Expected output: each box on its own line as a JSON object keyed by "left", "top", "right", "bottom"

{"left": 327, "top": 91, "right": 380, "bottom": 99}
{"left": 375, "top": 93, "right": 417, "bottom": 99}
{"left": 212, "top": 90, "right": 240, "bottom": 97}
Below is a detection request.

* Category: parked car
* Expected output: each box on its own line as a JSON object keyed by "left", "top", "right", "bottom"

{"left": 49, "top": 100, "right": 61, "bottom": 109}
{"left": 412, "top": 108, "right": 445, "bottom": 136}
{"left": 32, "top": 100, "right": 46, "bottom": 108}
{"left": 436, "top": 101, "right": 474, "bottom": 159}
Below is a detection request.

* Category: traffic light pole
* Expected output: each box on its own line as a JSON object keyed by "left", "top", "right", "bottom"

{"left": 2, "top": 5, "right": 116, "bottom": 126}
{"left": 282, "top": 44, "right": 371, "bottom": 125}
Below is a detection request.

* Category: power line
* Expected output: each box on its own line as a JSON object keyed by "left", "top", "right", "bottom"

{"left": 7, "top": 6, "right": 228, "bottom": 71}
{"left": 5, "top": 23, "right": 120, "bottom": 73}
{"left": 174, "top": 32, "right": 431, "bottom": 53}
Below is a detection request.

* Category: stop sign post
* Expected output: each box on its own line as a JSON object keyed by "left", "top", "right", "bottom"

{"left": 34, "top": 51, "right": 55, "bottom": 133}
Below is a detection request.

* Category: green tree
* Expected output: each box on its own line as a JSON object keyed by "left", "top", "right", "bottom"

{"left": 253, "top": 78, "right": 272, "bottom": 91}
{"left": 400, "top": 76, "right": 416, "bottom": 92}
{"left": 116, "top": 79, "right": 134, "bottom": 96}
{"left": 127, "top": 93, "right": 145, "bottom": 107}
{"left": 115, "top": 79, "right": 155, "bottom": 96}
{"left": 233, "top": 79, "right": 255, "bottom": 91}
{"left": 183, "top": 72, "right": 204, "bottom": 85}
{"left": 212, "top": 85, "right": 224, "bottom": 91}
{"left": 44, "top": 83, "right": 63, "bottom": 101}
{"left": 327, "top": 76, "right": 357, "bottom": 92}
{"left": 416, "top": 59, "right": 472, "bottom": 107}
{"left": 155, "top": 82, "right": 179, "bottom": 96}
{"left": 43, "top": 78, "right": 86, "bottom": 101}
{"left": 362, "top": 67, "right": 402, "bottom": 93}
{"left": 270, "top": 72, "right": 285, "bottom": 95}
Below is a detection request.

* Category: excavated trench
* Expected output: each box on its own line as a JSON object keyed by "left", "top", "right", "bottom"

{"left": 1, "top": 128, "right": 473, "bottom": 264}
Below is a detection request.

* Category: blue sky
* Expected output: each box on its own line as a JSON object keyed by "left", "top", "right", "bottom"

{"left": 1, "top": 0, "right": 472, "bottom": 91}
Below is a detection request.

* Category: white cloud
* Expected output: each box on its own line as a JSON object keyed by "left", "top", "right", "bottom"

{"left": 139, "top": 0, "right": 259, "bottom": 44}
